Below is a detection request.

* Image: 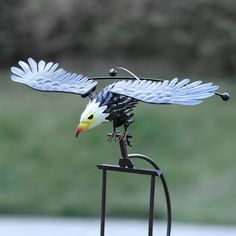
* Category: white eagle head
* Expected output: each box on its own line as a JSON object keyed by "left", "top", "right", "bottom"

{"left": 76, "top": 100, "right": 109, "bottom": 137}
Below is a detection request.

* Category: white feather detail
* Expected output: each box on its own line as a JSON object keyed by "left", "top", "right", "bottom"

{"left": 110, "top": 78, "right": 219, "bottom": 105}
{"left": 10, "top": 58, "right": 97, "bottom": 95}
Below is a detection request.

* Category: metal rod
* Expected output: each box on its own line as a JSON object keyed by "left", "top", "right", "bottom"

{"left": 160, "top": 174, "right": 172, "bottom": 236}
{"left": 97, "top": 164, "right": 160, "bottom": 176}
{"left": 118, "top": 137, "right": 134, "bottom": 168}
{"left": 119, "top": 138, "right": 128, "bottom": 159}
{"left": 100, "top": 169, "right": 107, "bottom": 236}
{"left": 148, "top": 175, "right": 156, "bottom": 236}
{"left": 90, "top": 76, "right": 163, "bottom": 82}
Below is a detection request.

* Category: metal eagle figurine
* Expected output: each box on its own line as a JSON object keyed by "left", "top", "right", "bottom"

{"left": 10, "top": 58, "right": 229, "bottom": 144}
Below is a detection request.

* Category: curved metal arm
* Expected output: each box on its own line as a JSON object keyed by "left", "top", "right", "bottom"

{"left": 128, "top": 154, "right": 172, "bottom": 236}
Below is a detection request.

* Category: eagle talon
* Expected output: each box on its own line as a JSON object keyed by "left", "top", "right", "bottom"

{"left": 107, "top": 132, "right": 119, "bottom": 142}
{"left": 118, "top": 132, "right": 128, "bottom": 142}
{"left": 107, "top": 135, "right": 113, "bottom": 142}
{"left": 118, "top": 132, "right": 132, "bottom": 147}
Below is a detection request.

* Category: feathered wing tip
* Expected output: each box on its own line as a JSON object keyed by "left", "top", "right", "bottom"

{"left": 170, "top": 78, "right": 219, "bottom": 105}
{"left": 110, "top": 78, "right": 219, "bottom": 105}
{"left": 10, "top": 58, "right": 97, "bottom": 95}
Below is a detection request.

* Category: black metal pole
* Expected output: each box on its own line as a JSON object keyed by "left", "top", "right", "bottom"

{"left": 148, "top": 175, "right": 156, "bottom": 236}
{"left": 160, "top": 174, "right": 172, "bottom": 236}
{"left": 119, "top": 138, "right": 128, "bottom": 159}
{"left": 100, "top": 169, "right": 107, "bottom": 236}
{"left": 118, "top": 137, "right": 134, "bottom": 168}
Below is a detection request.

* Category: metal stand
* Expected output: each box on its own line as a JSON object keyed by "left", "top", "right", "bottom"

{"left": 97, "top": 134, "right": 172, "bottom": 236}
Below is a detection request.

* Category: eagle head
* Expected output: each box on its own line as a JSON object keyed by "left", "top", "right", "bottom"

{"left": 76, "top": 100, "right": 109, "bottom": 137}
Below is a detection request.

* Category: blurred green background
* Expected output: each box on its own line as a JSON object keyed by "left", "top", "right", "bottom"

{"left": 0, "top": 0, "right": 235, "bottom": 224}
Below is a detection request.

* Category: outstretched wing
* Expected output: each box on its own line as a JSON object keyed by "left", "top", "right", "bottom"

{"left": 110, "top": 78, "right": 219, "bottom": 105}
{"left": 11, "top": 58, "right": 97, "bottom": 96}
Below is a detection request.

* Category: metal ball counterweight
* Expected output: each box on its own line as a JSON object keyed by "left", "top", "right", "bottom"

{"left": 109, "top": 68, "right": 117, "bottom": 77}
{"left": 215, "top": 92, "right": 230, "bottom": 101}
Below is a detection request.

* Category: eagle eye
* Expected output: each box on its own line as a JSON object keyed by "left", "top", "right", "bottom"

{"left": 88, "top": 114, "right": 94, "bottom": 120}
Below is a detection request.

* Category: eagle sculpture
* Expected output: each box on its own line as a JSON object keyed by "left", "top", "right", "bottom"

{"left": 10, "top": 58, "right": 228, "bottom": 145}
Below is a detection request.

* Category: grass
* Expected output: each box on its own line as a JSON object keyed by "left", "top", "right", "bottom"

{"left": 0, "top": 72, "right": 235, "bottom": 224}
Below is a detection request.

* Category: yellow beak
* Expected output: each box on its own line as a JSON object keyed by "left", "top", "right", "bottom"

{"left": 76, "top": 122, "right": 89, "bottom": 137}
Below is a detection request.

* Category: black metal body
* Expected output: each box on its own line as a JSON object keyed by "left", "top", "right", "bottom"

{"left": 97, "top": 134, "right": 172, "bottom": 236}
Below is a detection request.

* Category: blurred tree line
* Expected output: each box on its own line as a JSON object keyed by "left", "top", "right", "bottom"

{"left": 1, "top": 0, "right": 236, "bottom": 77}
